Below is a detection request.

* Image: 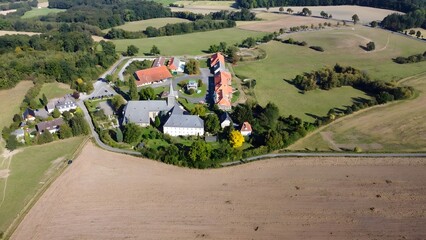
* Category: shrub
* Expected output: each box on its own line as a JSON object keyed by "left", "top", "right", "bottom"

{"left": 309, "top": 46, "right": 324, "bottom": 52}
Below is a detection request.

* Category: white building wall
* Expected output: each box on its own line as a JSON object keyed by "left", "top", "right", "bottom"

{"left": 164, "top": 126, "right": 204, "bottom": 136}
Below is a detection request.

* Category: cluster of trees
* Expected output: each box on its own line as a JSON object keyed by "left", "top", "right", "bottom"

{"left": 236, "top": 0, "right": 424, "bottom": 12}
{"left": 185, "top": 59, "right": 200, "bottom": 75}
{"left": 293, "top": 64, "right": 415, "bottom": 104}
{"left": 282, "top": 38, "right": 307, "bottom": 46}
{"left": 0, "top": 32, "right": 117, "bottom": 90}
{"left": 105, "top": 20, "right": 236, "bottom": 39}
{"left": 393, "top": 51, "right": 426, "bottom": 64}
{"left": 0, "top": 0, "right": 37, "bottom": 11}
{"left": 381, "top": 9, "right": 426, "bottom": 31}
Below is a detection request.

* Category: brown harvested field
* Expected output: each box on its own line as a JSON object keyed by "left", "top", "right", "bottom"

{"left": 255, "top": 5, "right": 401, "bottom": 24}
{"left": 238, "top": 13, "right": 339, "bottom": 32}
{"left": 12, "top": 142, "right": 426, "bottom": 239}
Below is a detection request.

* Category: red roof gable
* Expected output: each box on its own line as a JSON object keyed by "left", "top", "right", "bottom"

{"left": 240, "top": 122, "right": 252, "bottom": 132}
{"left": 210, "top": 52, "right": 225, "bottom": 67}
{"left": 135, "top": 66, "right": 172, "bottom": 86}
{"left": 167, "top": 57, "right": 177, "bottom": 70}
{"left": 214, "top": 71, "right": 232, "bottom": 85}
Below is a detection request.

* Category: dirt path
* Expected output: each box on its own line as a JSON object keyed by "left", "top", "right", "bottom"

{"left": 320, "top": 132, "right": 342, "bottom": 151}
{"left": 11, "top": 142, "right": 426, "bottom": 240}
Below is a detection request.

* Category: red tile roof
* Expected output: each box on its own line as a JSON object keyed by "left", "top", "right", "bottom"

{"left": 210, "top": 52, "right": 225, "bottom": 67}
{"left": 152, "top": 57, "right": 166, "bottom": 67}
{"left": 167, "top": 57, "right": 177, "bottom": 70}
{"left": 214, "top": 71, "right": 232, "bottom": 85}
{"left": 240, "top": 122, "right": 252, "bottom": 132}
{"left": 135, "top": 66, "right": 172, "bottom": 86}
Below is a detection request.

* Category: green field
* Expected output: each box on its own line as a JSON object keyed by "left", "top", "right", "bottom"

{"left": 0, "top": 137, "right": 85, "bottom": 236}
{"left": 0, "top": 81, "right": 33, "bottom": 131}
{"left": 37, "top": 82, "right": 72, "bottom": 100}
{"left": 234, "top": 26, "right": 426, "bottom": 121}
{"left": 112, "top": 28, "right": 265, "bottom": 55}
{"left": 21, "top": 8, "right": 65, "bottom": 19}
{"left": 102, "top": 18, "right": 191, "bottom": 33}
{"left": 288, "top": 73, "right": 426, "bottom": 152}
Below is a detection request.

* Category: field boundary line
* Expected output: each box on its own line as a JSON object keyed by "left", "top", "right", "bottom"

{"left": 3, "top": 137, "right": 89, "bottom": 240}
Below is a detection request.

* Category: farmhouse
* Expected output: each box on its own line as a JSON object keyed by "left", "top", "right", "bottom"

{"left": 240, "top": 121, "right": 252, "bottom": 136}
{"left": 134, "top": 66, "right": 173, "bottom": 86}
{"left": 167, "top": 57, "right": 185, "bottom": 73}
{"left": 163, "top": 105, "right": 204, "bottom": 137}
{"left": 46, "top": 95, "right": 77, "bottom": 113}
{"left": 36, "top": 118, "right": 65, "bottom": 134}
{"left": 211, "top": 54, "right": 233, "bottom": 111}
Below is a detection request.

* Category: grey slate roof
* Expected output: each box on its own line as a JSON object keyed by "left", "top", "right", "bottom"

{"left": 220, "top": 112, "right": 232, "bottom": 123}
{"left": 214, "top": 61, "right": 226, "bottom": 73}
{"left": 164, "top": 106, "right": 204, "bottom": 129}
{"left": 36, "top": 118, "right": 65, "bottom": 133}
{"left": 123, "top": 100, "right": 170, "bottom": 125}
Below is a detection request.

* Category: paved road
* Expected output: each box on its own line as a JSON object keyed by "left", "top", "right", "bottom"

{"left": 100, "top": 56, "right": 130, "bottom": 79}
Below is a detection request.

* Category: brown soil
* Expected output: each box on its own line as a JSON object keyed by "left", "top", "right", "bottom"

{"left": 12, "top": 142, "right": 426, "bottom": 239}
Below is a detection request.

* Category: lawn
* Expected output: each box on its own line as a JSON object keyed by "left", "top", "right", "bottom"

{"left": 102, "top": 18, "right": 191, "bottom": 33}
{"left": 178, "top": 79, "right": 207, "bottom": 98}
{"left": 234, "top": 26, "right": 426, "bottom": 121}
{"left": 21, "top": 8, "right": 65, "bottom": 19}
{"left": 112, "top": 28, "right": 265, "bottom": 55}
{"left": 0, "top": 81, "right": 33, "bottom": 131}
{"left": 288, "top": 73, "right": 426, "bottom": 152}
{"left": 36, "top": 82, "right": 72, "bottom": 100}
{"left": 0, "top": 137, "right": 85, "bottom": 236}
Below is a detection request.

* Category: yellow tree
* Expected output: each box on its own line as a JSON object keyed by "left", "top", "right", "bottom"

{"left": 229, "top": 130, "right": 244, "bottom": 148}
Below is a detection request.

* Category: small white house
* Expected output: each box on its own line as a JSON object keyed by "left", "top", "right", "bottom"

{"left": 220, "top": 112, "right": 232, "bottom": 129}
{"left": 240, "top": 122, "right": 252, "bottom": 136}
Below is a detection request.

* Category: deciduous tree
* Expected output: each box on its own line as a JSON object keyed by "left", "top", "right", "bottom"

{"left": 229, "top": 130, "right": 244, "bottom": 148}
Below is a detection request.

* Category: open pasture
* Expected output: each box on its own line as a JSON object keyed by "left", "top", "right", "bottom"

{"left": 174, "top": 0, "right": 235, "bottom": 8}
{"left": 238, "top": 13, "right": 339, "bottom": 32}
{"left": 36, "top": 82, "right": 72, "bottom": 100}
{"left": 0, "top": 81, "right": 33, "bottom": 130}
{"left": 102, "top": 18, "right": 191, "bottom": 33}
{"left": 254, "top": 5, "right": 402, "bottom": 24}
{"left": 288, "top": 73, "right": 426, "bottom": 152}
{"left": 21, "top": 8, "right": 65, "bottom": 19}
{"left": 11, "top": 142, "right": 426, "bottom": 240}
{"left": 234, "top": 26, "right": 426, "bottom": 121}
{"left": 111, "top": 28, "right": 265, "bottom": 56}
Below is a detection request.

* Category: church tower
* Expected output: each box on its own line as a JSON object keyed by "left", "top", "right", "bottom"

{"left": 167, "top": 80, "right": 177, "bottom": 107}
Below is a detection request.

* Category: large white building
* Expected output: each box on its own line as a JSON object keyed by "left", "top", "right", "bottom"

{"left": 163, "top": 106, "right": 204, "bottom": 137}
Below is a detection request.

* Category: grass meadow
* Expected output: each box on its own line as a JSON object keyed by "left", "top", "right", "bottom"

{"left": 0, "top": 137, "right": 85, "bottom": 236}
{"left": 36, "top": 82, "right": 73, "bottom": 100}
{"left": 111, "top": 28, "right": 265, "bottom": 55}
{"left": 102, "top": 18, "right": 191, "bottom": 33}
{"left": 288, "top": 73, "right": 426, "bottom": 152}
{"left": 21, "top": 8, "right": 65, "bottom": 19}
{"left": 234, "top": 26, "right": 426, "bottom": 121}
{"left": 0, "top": 81, "right": 32, "bottom": 131}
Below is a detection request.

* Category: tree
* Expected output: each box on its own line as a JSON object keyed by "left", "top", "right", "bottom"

{"left": 29, "top": 99, "right": 38, "bottom": 109}
{"left": 188, "top": 141, "right": 211, "bottom": 165}
{"left": 265, "top": 130, "right": 283, "bottom": 150}
{"left": 126, "top": 44, "right": 139, "bottom": 56}
{"left": 370, "top": 21, "right": 378, "bottom": 27}
{"left": 366, "top": 41, "right": 375, "bottom": 51}
{"left": 286, "top": 8, "right": 293, "bottom": 14}
{"left": 416, "top": 30, "right": 422, "bottom": 38}
{"left": 123, "top": 123, "right": 143, "bottom": 144}
{"left": 110, "top": 95, "right": 126, "bottom": 112}
{"left": 58, "top": 124, "right": 73, "bottom": 139}
{"left": 139, "top": 87, "right": 155, "bottom": 100}
{"left": 205, "top": 114, "right": 220, "bottom": 134}
{"left": 52, "top": 108, "right": 61, "bottom": 118}
{"left": 69, "top": 115, "right": 90, "bottom": 136}
{"left": 279, "top": 7, "right": 283, "bottom": 12}
{"left": 6, "top": 135, "right": 19, "bottom": 150}
{"left": 320, "top": 11, "right": 328, "bottom": 18}
{"left": 352, "top": 14, "right": 359, "bottom": 24}
{"left": 128, "top": 78, "right": 139, "bottom": 100}
{"left": 154, "top": 115, "right": 161, "bottom": 128}
{"left": 226, "top": 46, "right": 239, "bottom": 64}
{"left": 191, "top": 104, "right": 206, "bottom": 117}
{"left": 38, "top": 130, "right": 53, "bottom": 144}
{"left": 302, "top": 8, "right": 311, "bottom": 16}
{"left": 150, "top": 45, "right": 160, "bottom": 55}
{"left": 13, "top": 114, "right": 22, "bottom": 122}
{"left": 409, "top": 29, "right": 416, "bottom": 35}
{"left": 185, "top": 59, "right": 200, "bottom": 75}
{"left": 232, "top": 104, "right": 253, "bottom": 124}
{"left": 42, "top": 93, "right": 48, "bottom": 106}
{"left": 229, "top": 130, "right": 244, "bottom": 148}
{"left": 259, "top": 102, "right": 280, "bottom": 129}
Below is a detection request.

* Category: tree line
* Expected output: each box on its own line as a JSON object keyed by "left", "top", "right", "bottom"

{"left": 394, "top": 51, "right": 426, "bottom": 64}
{"left": 293, "top": 64, "right": 415, "bottom": 104}
{"left": 105, "top": 20, "right": 236, "bottom": 39}
{"left": 380, "top": 9, "right": 426, "bottom": 31}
